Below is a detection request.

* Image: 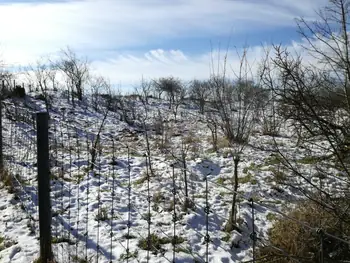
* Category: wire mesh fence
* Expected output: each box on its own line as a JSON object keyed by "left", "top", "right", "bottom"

{"left": 1, "top": 98, "right": 350, "bottom": 263}
{"left": 2, "top": 100, "right": 39, "bottom": 238}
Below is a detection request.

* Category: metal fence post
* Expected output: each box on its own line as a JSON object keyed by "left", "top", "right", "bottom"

{"left": 37, "top": 112, "right": 53, "bottom": 262}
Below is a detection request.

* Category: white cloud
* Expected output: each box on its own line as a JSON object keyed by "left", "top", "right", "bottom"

{"left": 0, "top": 0, "right": 326, "bottom": 65}
{"left": 14, "top": 39, "right": 320, "bottom": 93}
{"left": 0, "top": 0, "right": 331, "bottom": 90}
{"left": 91, "top": 49, "right": 209, "bottom": 86}
{"left": 91, "top": 34, "right": 336, "bottom": 90}
{"left": 90, "top": 45, "right": 300, "bottom": 89}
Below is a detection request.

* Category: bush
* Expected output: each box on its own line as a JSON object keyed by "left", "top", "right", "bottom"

{"left": 0, "top": 169, "right": 14, "bottom": 193}
{"left": 257, "top": 199, "right": 350, "bottom": 262}
{"left": 12, "top": 85, "right": 25, "bottom": 98}
{"left": 0, "top": 84, "right": 25, "bottom": 99}
{"left": 0, "top": 85, "right": 12, "bottom": 99}
{"left": 34, "top": 94, "right": 46, "bottom": 101}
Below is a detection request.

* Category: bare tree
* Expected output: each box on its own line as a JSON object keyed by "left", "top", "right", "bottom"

{"left": 189, "top": 79, "right": 211, "bottom": 114}
{"left": 153, "top": 76, "right": 183, "bottom": 109}
{"left": 138, "top": 104, "right": 156, "bottom": 177}
{"left": 0, "top": 72, "right": 13, "bottom": 89}
{"left": 134, "top": 76, "right": 152, "bottom": 106}
{"left": 152, "top": 79, "right": 164, "bottom": 100}
{"left": 56, "top": 47, "right": 89, "bottom": 105}
{"left": 209, "top": 48, "right": 261, "bottom": 232}
{"left": 258, "top": 1, "right": 350, "bottom": 260}
{"left": 210, "top": 48, "right": 257, "bottom": 147}
{"left": 152, "top": 109, "right": 172, "bottom": 154}
{"left": 205, "top": 111, "right": 219, "bottom": 152}
{"left": 171, "top": 83, "right": 186, "bottom": 122}
{"left": 153, "top": 108, "right": 165, "bottom": 135}
{"left": 89, "top": 75, "right": 111, "bottom": 112}
{"left": 259, "top": 49, "right": 283, "bottom": 136}
{"left": 26, "top": 59, "right": 56, "bottom": 113}
{"left": 171, "top": 135, "right": 195, "bottom": 212}
{"left": 109, "top": 89, "right": 134, "bottom": 125}
{"left": 0, "top": 70, "right": 14, "bottom": 98}
{"left": 89, "top": 76, "right": 111, "bottom": 170}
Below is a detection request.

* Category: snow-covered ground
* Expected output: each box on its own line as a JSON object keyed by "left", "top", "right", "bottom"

{"left": 0, "top": 92, "right": 346, "bottom": 263}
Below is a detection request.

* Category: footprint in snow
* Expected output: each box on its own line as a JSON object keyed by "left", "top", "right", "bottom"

{"left": 8, "top": 246, "right": 21, "bottom": 261}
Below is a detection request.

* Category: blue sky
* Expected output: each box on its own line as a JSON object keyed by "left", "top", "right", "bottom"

{"left": 0, "top": 0, "right": 328, "bottom": 89}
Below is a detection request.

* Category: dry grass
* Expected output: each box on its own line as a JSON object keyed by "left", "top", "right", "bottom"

{"left": 137, "top": 233, "right": 185, "bottom": 253}
{"left": 0, "top": 169, "right": 14, "bottom": 193}
{"left": 257, "top": 198, "right": 350, "bottom": 262}
{"left": 183, "top": 132, "right": 200, "bottom": 145}
{"left": 269, "top": 167, "right": 288, "bottom": 184}
{"left": 153, "top": 135, "right": 171, "bottom": 153}
{"left": 217, "top": 136, "right": 230, "bottom": 149}
{"left": 239, "top": 172, "right": 258, "bottom": 185}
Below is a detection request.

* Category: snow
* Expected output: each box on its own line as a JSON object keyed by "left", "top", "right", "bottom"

{"left": 0, "top": 92, "right": 346, "bottom": 262}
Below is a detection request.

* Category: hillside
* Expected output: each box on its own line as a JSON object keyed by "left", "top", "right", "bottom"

{"left": 0, "top": 90, "right": 346, "bottom": 263}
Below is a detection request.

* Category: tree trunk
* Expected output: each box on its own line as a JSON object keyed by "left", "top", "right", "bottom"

{"left": 183, "top": 154, "right": 190, "bottom": 211}
{"left": 225, "top": 156, "right": 240, "bottom": 232}
{"left": 77, "top": 80, "right": 83, "bottom": 101}
{"left": 200, "top": 99, "right": 205, "bottom": 114}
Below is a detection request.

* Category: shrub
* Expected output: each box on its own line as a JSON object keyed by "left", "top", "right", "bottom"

{"left": 12, "top": 85, "right": 25, "bottom": 98}
{"left": 257, "top": 199, "right": 350, "bottom": 262}
{"left": 0, "top": 169, "right": 14, "bottom": 193}
{"left": 34, "top": 93, "right": 47, "bottom": 101}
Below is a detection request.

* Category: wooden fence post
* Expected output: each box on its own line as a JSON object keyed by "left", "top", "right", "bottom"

{"left": 37, "top": 112, "right": 53, "bottom": 262}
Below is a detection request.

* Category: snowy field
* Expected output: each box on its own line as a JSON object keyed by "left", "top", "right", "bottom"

{"left": 0, "top": 92, "right": 346, "bottom": 263}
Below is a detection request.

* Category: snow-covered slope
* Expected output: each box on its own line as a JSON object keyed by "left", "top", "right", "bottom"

{"left": 0, "top": 92, "right": 346, "bottom": 263}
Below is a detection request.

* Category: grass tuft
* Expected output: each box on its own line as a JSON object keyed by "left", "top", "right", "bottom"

{"left": 297, "top": 156, "right": 322, "bottom": 164}
{"left": 95, "top": 206, "right": 109, "bottom": 221}
{"left": 239, "top": 172, "right": 258, "bottom": 185}
{"left": 119, "top": 250, "right": 138, "bottom": 261}
{"left": 265, "top": 154, "right": 282, "bottom": 166}
{"left": 134, "top": 174, "right": 148, "bottom": 186}
{"left": 0, "top": 169, "right": 15, "bottom": 193}
{"left": 266, "top": 212, "right": 277, "bottom": 221}
{"left": 137, "top": 233, "right": 185, "bottom": 253}
{"left": 52, "top": 236, "right": 75, "bottom": 245}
